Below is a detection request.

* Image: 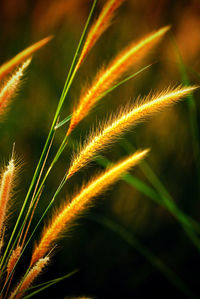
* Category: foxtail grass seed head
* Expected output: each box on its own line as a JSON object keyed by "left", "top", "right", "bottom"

{"left": 0, "top": 59, "right": 31, "bottom": 117}
{"left": 7, "top": 246, "right": 22, "bottom": 276}
{"left": 76, "top": 0, "right": 125, "bottom": 71}
{"left": 31, "top": 150, "right": 148, "bottom": 266}
{"left": 67, "top": 85, "right": 196, "bottom": 179}
{"left": 0, "top": 36, "right": 52, "bottom": 82}
{"left": 67, "top": 26, "right": 170, "bottom": 136}
{"left": 0, "top": 158, "right": 15, "bottom": 233}
{"left": 10, "top": 256, "right": 49, "bottom": 299}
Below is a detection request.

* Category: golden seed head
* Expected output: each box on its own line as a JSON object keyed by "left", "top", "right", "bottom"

{"left": 0, "top": 59, "right": 31, "bottom": 117}
{"left": 67, "top": 85, "right": 196, "bottom": 179}
{"left": 67, "top": 26, "right": 170, "bottom": 136}
{"left": 31, "top": 150, "right": 148, "bottom": 265}
{"left": 0, "top": 36, "right": 52, "bottom": 82}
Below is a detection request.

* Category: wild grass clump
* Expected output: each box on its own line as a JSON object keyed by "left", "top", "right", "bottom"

{"left": 0, "top": 0, "right": 198, "bottom": 298}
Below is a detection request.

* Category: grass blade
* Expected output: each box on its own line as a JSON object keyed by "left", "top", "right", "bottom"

{"left": 89, "top": 215, "right": 196, "bottom": 298}
{"left": 23, "top": 270, "right": 78, "bottom": 298}
{"left": 171, "top": 35, "right": 200, "bottom": 195}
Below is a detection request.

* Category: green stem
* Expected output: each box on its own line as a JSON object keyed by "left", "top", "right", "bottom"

{"left": 0, "top": 0, "right": 97, "bottom": 272}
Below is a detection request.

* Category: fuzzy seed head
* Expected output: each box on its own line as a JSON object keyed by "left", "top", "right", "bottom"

{"left": 0, "top": 59, "right": 31, "bottom": 117}
{"left": 67, "top": 85, "right": 196, "bottom": 179}
{"left": 67, "top": 26, "right": 170, "bottom": 136}
{"left": 7, "top": 246, "right": 22, "bottom": 275}
{"left": 31, "top": 150, "right": 148, "bottom": 265}
{"left": 10, "top": 256, "right": 49, "bottom": 299}
{"left": 76, "top": 0, "right": 124, "bottom": 71}
{"left": 0, "top": 158, "right": 15, "bottom": 233}
{"left": 0, "top": 36, "right": 52, "bottom": 82}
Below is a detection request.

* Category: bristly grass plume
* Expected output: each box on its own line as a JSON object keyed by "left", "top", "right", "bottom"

{"left": 0, "top": 0, "right": 198, "bottom": 298}
{"left": 67, "top": 26, "right": 170, "bottom": 135}
{"left": 67, "top": 85, "right": 196, "bottom": 179}
{"left": 31, "top": 149, "right": 148, "bottom": 266}
{"left": 0, "top": 59, "right": 31, "bottom": 118}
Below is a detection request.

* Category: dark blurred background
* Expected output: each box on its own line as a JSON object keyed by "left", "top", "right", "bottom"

{"left": 0, "top": 0, "right": 200, "bottom": 298}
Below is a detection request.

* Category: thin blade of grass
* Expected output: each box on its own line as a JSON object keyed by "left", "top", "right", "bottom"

{"left": 171, "top": 35, "right": 200, "bottom": 195}
{"left": 96, "top": 144, "right": 200, "bottom": 253}
{"left": 96, "top": 155, "right": 200, "bottom": 256}
{"left": 58, "top": 0, "right": 98, "bottom": 106}
{"left": 119, "top": 139, "right": 200, "bottom": 253}
{"left": 96, "top": 153, "right": 200, "bottom": 233}
{"left": 54, "top": 114, "right": 72, "bottom": 130}
{"left": 120, "top": 139, "right": 200, "bottom": 234}
{"left": 23, "top": 269, "right": 78, "bottom": 299}
{"left": 89, "top": 215, "right": 196, "bottom": 298}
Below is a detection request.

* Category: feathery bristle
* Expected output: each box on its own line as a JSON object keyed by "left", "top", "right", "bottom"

{"left": 30, "top": 150, "right": 148, "bottom": 265}
{"left": 7, "top": 246, "right": 22, "bottom": 276}
{"left": 10, "top": 257, "right": 49, "bottom": 299}
{"left": 67, "top": 85, "right": 196, "bottom": 178}
{"left": 0, "top": 59, "right": 31, "bottom": 117}
{"left": 75, "top": 0, "right": 124, "bottom": 71}
{"left": 0, "top": 36, "right": 52, "bottom": 82}
{"left": 67, "top": 26, "right": 170, "bottom": 135}
{"left": 0, "top": 158, "right": 15, "bottom": 233}
{"left": 0, "top": 227, "right": 5, "bottom": 253}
